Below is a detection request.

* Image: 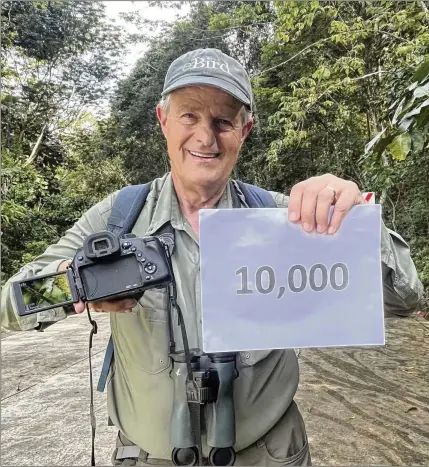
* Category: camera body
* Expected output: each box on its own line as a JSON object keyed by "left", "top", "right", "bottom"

{"left": 12, "top": 230, "right": 173, "bottom": 316}
{"left": 72, "top": 231, "right": 172, "bottom": 303}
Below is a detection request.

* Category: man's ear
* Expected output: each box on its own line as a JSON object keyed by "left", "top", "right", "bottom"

{"left": 156, "top": 104, "right": 168, "bottom": 138}
{"left": 241, "top": 116, "right": 254, "bottom": 142}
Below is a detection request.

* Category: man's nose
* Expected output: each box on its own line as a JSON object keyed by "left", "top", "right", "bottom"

{"left": 195, "top": 120, "right": 217, "bottom": 148}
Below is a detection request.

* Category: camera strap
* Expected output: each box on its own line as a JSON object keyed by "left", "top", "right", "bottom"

{"left": 85, "top": 304, "right": 98, "bottom": 467}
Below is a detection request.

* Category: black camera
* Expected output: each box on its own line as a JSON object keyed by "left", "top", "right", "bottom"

{"left": 12, "top": 231, "right": 173, "bottom": 316}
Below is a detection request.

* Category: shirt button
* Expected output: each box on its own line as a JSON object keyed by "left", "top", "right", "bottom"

{"left": 256, "top": 439, "right": 265, "bottom": 448}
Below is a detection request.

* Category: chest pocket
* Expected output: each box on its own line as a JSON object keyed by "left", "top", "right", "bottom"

{"left": 112, "top": 287, "right": 171, "bottom": 374}
{"left": 238, "top": 350, "right": 273, "bottom": 367}
{"left": 139, "top": 287, "right": 169, "bottom": 317}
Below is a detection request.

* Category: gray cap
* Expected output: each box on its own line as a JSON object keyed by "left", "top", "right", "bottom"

{"left": 162, "top": 48, "right": 253, "bottom": 110}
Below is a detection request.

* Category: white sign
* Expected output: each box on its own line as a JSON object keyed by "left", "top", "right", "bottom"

{"left": 199, "top": 205, "right": 384, "bottom": 353}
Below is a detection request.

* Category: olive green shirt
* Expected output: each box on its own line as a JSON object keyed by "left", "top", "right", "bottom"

{"left": 1, "top": 173, "right": 423, "bottom": 458}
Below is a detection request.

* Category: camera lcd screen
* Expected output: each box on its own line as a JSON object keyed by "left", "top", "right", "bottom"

{"left": 12, "top": 269, "right": 78, "bottom": 316}
{"left": 81, "top": 255, "right": 143, "bottom": 301}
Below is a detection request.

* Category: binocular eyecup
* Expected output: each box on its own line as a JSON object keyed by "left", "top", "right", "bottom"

{"left": 172, "top": 446, "right": 236, "bottom": 466}
{"left": 170, "top": 353, "right": 238, "bottom": 466}
{"left": 172, "top": 447, "right": 199, "bottom": 466}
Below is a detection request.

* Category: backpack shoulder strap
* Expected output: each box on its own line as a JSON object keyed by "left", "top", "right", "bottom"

{"left": 235, "top": 180, "right": 277, "bottom": 208}
{"left": 107, "top": 183, "right": 152, "bottom": 237}
{"left": 98, "top": 183, "right": 152, "bottom": 393}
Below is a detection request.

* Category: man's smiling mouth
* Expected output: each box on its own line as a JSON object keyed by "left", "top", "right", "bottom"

{"left": 188, "top": 150, "right": 220, "bottom": 159}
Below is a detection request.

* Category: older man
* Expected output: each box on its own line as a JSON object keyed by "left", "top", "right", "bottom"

{"left": 1, "top": 48, "right": 423, "bottom": 466}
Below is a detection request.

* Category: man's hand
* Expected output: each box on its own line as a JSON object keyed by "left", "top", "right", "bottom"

{"left": 288, "top": 174, "right": 366, "bottom": 234}
{"left": 57, "top": 260, "right": 137, "bottom": 314}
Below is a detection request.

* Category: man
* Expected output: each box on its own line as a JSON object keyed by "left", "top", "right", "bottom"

{"left": 1, "top": 48, "right": 423, "bottom": 466}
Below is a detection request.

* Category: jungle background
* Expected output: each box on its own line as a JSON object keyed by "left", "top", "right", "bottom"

{"left": 1, "top": 0, "right": 428, "bottom": 311}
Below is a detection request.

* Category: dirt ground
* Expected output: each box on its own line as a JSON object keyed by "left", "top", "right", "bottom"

{"left": 1, "top": 313, "right": 428, "bottom": 466}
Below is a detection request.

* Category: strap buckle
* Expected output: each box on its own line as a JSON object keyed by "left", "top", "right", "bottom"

{"left": 116, "top": 445, "right": 141, "bottom": 460}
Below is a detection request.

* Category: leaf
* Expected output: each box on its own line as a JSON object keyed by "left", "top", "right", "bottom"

{"left": 413, "top": 81, "right": 429, "bottom": 99}
{"left": 415, "top": 106, "right": 429, "bottom": 129}
{"left": 393, "top": 95, "right": 418, "bottom": 124}
{"left": 411, "top": 129, "right": 426, "bottom": 153}
{"left": 365, "top": 127, "right": 386, "bottom": 154}
{"left": 391, "top": 97, "right": 407, "bottom": 124}
{"left": 398, "top": 118, "right": 413, "bottom": 132}
{"left": 387, "top": 132, "right": 412, "bottom": 160}
{"left": 396, "top": 45, "right": 414, "bottom": 55}
{"left": 400, "top": 98, "right": 429, "bottom": 121}
{"left": 412, "top": 60, "right": 429, "bottom": 83}
{"left": 373, "top": 134, "right": 395, "bottom": 156}
{"left": 389, "top": 97, "right": 401, "bottom": 111}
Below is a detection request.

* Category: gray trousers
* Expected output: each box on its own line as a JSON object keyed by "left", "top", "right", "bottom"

{"left": 112, "top": 401, "right": 311, "bottom": 466}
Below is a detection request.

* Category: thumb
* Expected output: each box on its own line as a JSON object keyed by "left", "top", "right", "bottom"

{"left": 74, "top": 300, "right": 86, "bottom": 314}
{"left": 356, "top": 193, "right": 367, "bottom": 205}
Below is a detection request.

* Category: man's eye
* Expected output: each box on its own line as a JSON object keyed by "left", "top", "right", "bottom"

{"left": 182, "top": 113, "right": 195, "bottom": 119}
{"left": 217, "top": 119, "right": 233, "bottom": 129}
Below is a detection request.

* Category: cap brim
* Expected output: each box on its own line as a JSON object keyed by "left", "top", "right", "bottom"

{"left": 162, "top": 76, "right": 251, "bottom": 108}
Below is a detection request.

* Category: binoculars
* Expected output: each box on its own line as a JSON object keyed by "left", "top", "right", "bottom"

{"left": 170, "top": 352, "right": 238, "bottom": 466}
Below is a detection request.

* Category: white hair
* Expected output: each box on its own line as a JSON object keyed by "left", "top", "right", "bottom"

{"left": 159, "top": 93, "right": 251, "bottom": 125}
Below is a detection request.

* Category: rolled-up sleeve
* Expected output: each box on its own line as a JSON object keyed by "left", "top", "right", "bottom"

{"left": 269, "top": 191, "right": 423, "bottom": 317}
{"left": 380, "top": 224, "right": 424, "bottom": 316}
{"left": 1, "top": 192, "right": 117, "bottom": 332}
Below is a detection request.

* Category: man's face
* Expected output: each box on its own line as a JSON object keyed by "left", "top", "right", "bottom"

{"left": 156, "top": 86, "right": 253, "bottom": 189}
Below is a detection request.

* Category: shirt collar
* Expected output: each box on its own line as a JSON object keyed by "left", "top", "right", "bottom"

{"left": 145, "top": 172, "right": 235, "bottom": 236}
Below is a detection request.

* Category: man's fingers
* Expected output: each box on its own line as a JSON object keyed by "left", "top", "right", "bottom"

{"left": 315, "top": 187, "right": 336, "bottom": 233}
{"left": 289, "top": 176, "right": 364, "bottom": 234}
{"left": 299, "top": 188, "right": 319, "bottom": 232}
{"left": 74, "top": 300, "right": 85, "bottom": 314}
{"left": 288, "top": 182, "right": 305, "bottom": 223}
{"left": 88, "top": 298, "right": 137, "bottom": 313}
{"left": 327, "top": 191, "right": 358, "bottom": 234}
{"left": 291, "top": 178, "right": 333, "bottom": 232}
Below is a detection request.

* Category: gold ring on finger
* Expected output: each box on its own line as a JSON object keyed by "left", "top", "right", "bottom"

{"left": 326, "top": 185, "right": 337, "bottom": 198}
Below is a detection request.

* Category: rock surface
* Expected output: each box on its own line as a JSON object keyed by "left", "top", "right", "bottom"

{"left": 1, "top": 313, "right": 428, "bottom": 466}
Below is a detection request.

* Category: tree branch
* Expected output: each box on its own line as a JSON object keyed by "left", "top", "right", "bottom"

{"left": 252, "top": 38, "right": 330, "bottom": 78}
{"left": 25, "top": 124, "right": 47, "bottom": 166}
{"left": 352, "top": 70, "right": 390, "bottom": 82}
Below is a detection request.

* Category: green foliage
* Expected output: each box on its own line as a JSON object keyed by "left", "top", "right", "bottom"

{"left": 1, "top": 0, "right": 129, "bottom": 281}
{"left": 366, "top": 58, "right": 429, "bottom": 160}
